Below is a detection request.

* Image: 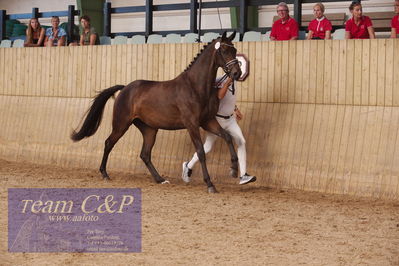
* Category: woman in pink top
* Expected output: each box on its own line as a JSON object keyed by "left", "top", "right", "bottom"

{"left": 391, "top": 0, "right": 399, "bottom": 38}
{"left": 307, "top": 3, "right": 332, "bottom": 40}
{"left": 345, "top": 1, "right": 375, "bottom": 39}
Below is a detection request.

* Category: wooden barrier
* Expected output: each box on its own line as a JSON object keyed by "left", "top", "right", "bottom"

{"left": 0, "top": 40, "right": 398, "bottom": 199}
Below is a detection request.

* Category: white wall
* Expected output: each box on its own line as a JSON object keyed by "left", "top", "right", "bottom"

{"left": 0, "top": 0, "right": 76, "bottom": 25}
{"left": 0, "top": 0, "right": 75, "bottom": 13}
{"left": 109, "top": 0, "right": 232, "bottom": 33}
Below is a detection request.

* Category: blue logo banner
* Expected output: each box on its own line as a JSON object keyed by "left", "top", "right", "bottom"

{"left": 8, "top": 188, "right": 141, "bottom": 252}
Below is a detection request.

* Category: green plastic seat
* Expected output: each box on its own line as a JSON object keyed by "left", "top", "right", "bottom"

{"left": 147, "top": 34, "right": 163, "bottom": 44}
{"left": 12, "top": 39, "right": 25, "bottom": 48}
{"left": 165, "top": 33, "right": 181, "bottom": 43}
{"left": 242, "top": 31, "right": 261, "bottom": 42}
{"left": 113, "top": 35, "right": 128, "bottom": 45}
{"left": 128, "top": 35, "right": 145, "bottom": 44}
{"left": 202, "top": 32, "right": 219, "bottom": 42}
{"left": 182, "top": 33, "right": 197, "bottom": 43}
{"left": 0, "top": 40, "right": 12, "bottom": 48}
{"left": 99, "top": 36, "right": 111, "bottom": 45}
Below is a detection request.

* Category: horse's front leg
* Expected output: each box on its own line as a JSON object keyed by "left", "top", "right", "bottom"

{"left": 185, "top": 125, "right": 217, "bottom": 193}
{"left": 202, "top": 118, "right": 239, "bottom": 178}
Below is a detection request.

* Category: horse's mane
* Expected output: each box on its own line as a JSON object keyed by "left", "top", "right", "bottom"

{"left": 184, "top": 39, "right": 217, "bottom": 72}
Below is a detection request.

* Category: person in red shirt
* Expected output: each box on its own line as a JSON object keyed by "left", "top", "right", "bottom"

{"left": 270, "top": 2, "right": 299, "bottom": 41}
{"left": 307, "top": 3, "right": 332, "bottom": 40}
{"left": 391, "top": 0, "right": 399, "bottom": 38}
{"left": 345, "top": 1, "right": 375, "bottom": 39}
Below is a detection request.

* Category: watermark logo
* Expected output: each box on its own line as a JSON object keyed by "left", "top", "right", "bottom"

{"left": 8, "top": 188, "right": 141, "bottom": 252}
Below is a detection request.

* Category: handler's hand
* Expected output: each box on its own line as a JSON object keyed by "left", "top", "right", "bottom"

{"left": 235, "top": 107, "right": 243, "bottom": 121}
{"left": 224, "top": 77, "right": 233, "bottom": 87}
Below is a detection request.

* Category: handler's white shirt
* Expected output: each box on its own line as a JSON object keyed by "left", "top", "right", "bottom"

{"left": 216, "top": 78, "right": 236, "bottom": 116}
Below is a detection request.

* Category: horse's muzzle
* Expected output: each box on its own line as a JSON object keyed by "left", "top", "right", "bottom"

{"left": 223, "top": 58, "right": 241, "bottom": 80}
{"left": 231, "top": 69, "right": 242, "bottom": 80}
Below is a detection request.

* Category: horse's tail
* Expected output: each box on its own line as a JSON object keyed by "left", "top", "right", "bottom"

{"left": 71, "top": 85, "right": 125, "bottom": 142}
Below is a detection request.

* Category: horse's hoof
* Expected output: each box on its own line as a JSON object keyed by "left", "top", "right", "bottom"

{"left": 161, "top": 180, "right": 170, "bottom": 184}
{"left": 208, "top": 186, "right": 218, "bottom": 193}
{"left": 100, "top": 169, "right": 110, "bottom": 179}
{"left": 229, "top": 167, "right": 238, "bottom": 178}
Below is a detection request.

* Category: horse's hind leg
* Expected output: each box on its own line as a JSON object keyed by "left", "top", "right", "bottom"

{"left": 133, "top": 120, "right": 168, "bottom": 184}
{"left": 202, "top": 118, "right": 239, "bottom": 178}
{"left": 99, "top": 124, "right": 129, "bottom": 179}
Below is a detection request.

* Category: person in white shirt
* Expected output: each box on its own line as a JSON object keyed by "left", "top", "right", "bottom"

{"left": 182, "top": 76, "right": 256, "bottom": 185}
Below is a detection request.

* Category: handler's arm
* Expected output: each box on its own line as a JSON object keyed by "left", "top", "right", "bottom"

{"left": 217, "top": 78, "right": 232, "bottom": 99}
{"left": 235, "top": 106, "right": 243, "bottom": 121}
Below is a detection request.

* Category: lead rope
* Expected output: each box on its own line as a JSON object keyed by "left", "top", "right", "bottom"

{"left": 214, "top": 73, "right": 235, "bottom": 95}
{"left": 214, "top": 74, "right": 229, "bottom": 89}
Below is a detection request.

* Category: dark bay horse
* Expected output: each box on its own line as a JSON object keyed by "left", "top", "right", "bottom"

{"left": 71, "top": 32, "right": 242, "bottom": 193}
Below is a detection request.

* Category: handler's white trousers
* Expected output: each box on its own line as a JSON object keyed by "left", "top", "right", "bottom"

{"left": 187, "top": 116, "right": 247, "bottom": 177}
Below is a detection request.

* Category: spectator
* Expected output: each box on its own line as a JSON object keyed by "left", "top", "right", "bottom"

{"left": 182, "top": 76, "right": 256, "bottom": 186}
{"left": 70, "top": 15, "right": 99, "bottom": 46}
{"left": 345, "top": 1, "right": 375, "bottom": 39}
{"left": 44, "top": 16, "right": 66, "bottom": 47}
{"left": 24, "top": 18, "right": 45, "bottom": 47}
{"left": 307, "top": 3, "right": 332, "bottom": 40}
{"left": 391, "top": 0, "right": 399, "bottom": 38}
{"left": 270, "top": 2, "right": 299, "bottom": 41}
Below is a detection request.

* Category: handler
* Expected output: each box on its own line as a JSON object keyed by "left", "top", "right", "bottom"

{"left": 182, "top": 76, "right": 256, "bottom": 185}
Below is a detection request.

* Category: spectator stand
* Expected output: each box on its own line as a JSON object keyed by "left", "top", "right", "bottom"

{"left": 103, "top": 0, "right": 282, "bottom": 41}
{"left": 273, "top": 12, "right": 347, "bottom": 35}
{"left": 2, "top": 1, "right": 396, "bottom": 45}
{"left": 0, "top": 6, "right": 80, "bottom": 44}
{"left": 103, "top": 0, "right": 356, "bottom": 42}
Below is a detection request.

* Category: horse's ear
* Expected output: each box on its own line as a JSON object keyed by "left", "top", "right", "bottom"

{"left": 228, "top": 31, "right": 236, "bottom": 42}
{"left": 221, "top": 31, "right": 227, "bottom": 41}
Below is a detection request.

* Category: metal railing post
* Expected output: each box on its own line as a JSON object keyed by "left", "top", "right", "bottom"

{"left": 145, "top": 0, "right": 153, "bottom": 37}
{"left": 294, "top": 0, "right": 302, "bottom": 29}
{"left": 190, "top": 0, "right": 198, "bottom": 33}
{"left": 0, "top": 10, "right": 6, "bottom": 41}
{"left": 32, "top": 8, "right": 39, "bottom": 19}
{"left": 104, "top": 2, "right": 111, "bottom": 37}
{"left": 67, "top": 5, "right": 75, "bottom": 43}
{"left": 239, "top": 0, "right": 247, "bottom": 37}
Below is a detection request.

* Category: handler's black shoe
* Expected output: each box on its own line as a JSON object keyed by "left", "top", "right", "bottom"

{"left": 181, "top": 162, "right": 192, "bottom": 183}
{"left": 239, "top": 173, "right": 256, "bottom": 185}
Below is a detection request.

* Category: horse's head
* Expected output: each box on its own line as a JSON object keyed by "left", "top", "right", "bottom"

{"left": 213, "top": 32, "right": 242, "bottom": 81}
